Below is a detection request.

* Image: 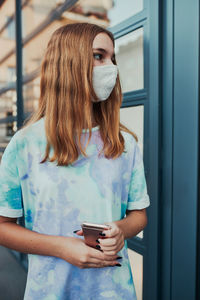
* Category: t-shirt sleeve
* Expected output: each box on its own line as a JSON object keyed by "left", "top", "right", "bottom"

{"left": 0, "top": 133, "right": 23, "bottom": 218}
{"left": 127, "top": 139, "right": 150, "bottom": 210}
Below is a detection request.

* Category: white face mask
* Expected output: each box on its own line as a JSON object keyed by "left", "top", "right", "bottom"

{"left": 92, "top": 64, "right": 118, "bottom": 102}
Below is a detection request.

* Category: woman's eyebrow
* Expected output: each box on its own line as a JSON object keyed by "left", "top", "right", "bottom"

{"left": 93, "top": 48, "right": 115, "bottom": 57}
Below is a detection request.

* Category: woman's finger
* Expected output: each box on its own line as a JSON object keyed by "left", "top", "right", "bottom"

{"left": 83, "top": 260, "right": 120, "bottom": 269}
{"left": 82, "top": 255, "right": 118, "bottom": 265}
{"left": 102, "top": 223, "right": 120, "bottom": 238}
{"left": 100, "top": 241, "right": 125, "bottom": 255}
{"left": 98, "top": 236, "right": 122, "bottom": 247}
{"left": 73, "top": 229, "right": 83, "bottom": 236}
{"left": 88, "top": 246, "right": 117, "bottom": 260}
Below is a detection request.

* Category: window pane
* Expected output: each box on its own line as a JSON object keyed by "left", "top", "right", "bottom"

{"left": 22, "top": 0, "right": 59, "bottom": 38}
{"left": 22, "top": 22, "right": 60, "bottom": 75}
{"left": 115, "top": 28, "right": 144, "bottom": 92}
{"left": 22, "top": 0, "right": 113, "bottom": 75}
{"left": 0, "top": 124, "right": 7, "bottom": 144}
{"left": 0, "top": 60, "right": 16, "bottom": 88}
{"left": 120, "top": 105, "right": 143, "bottom": 153}
{"left": 0, "top": 0, "right": 16, "bottom": 84}
{"left": 0, "top": 0, "right": 15, "bottom": 32}
{"left": 128, "top": 248, "right": 143, "bottom": 300}
{"left": 0, "top": 2, "right": 16, "bottom": 87}
{"left": 120, "top": 105, "right": 144, "bottom": 239}
{"left": 0, "top": 121, "right": 16, "bottom": 144}
{"left": 0, "top": 89, "right": 17, "bottom": 118}
{"left": 108, "top": 0, "right": 143, "bottom": 27}
{"left": 23, "top": 77, "right": 40, "bottom": 114}
{"left": 0, "top": 89, "right": 17, "bottom": 143}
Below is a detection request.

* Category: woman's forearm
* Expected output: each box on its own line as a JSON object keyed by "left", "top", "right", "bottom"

{"left": 0, "top": 221, "right": 62, "bottom": 258}
{"left": 114, "top": 209, "right": 148, "bottom": 240}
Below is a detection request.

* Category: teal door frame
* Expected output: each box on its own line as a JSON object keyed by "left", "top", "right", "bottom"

{"left": 111, "top": 0, "right": 199, "bottom": 299}
{"left": 161, "top": 0, "right": 199, "bottom": 299}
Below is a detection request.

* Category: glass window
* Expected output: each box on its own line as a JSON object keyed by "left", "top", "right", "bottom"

{"left": 128, "top": 248, "right": 143, "bottom": 300}
{"left": 0, "top": 38, "right": 15, "bottom": 65}
{"left": 22, "top": 21, "right": 62, "bottom": 75}
{"left": 0, "top": 124, "right": 8, "bottom": 144}
{"left": 61, "top": 1, "right": 143, "bottom": 28}
{"left": 120, "top": 105, "right": 144, "bottom": 239}
{"left": 0, "top": 57, "right": 16, "bottom": 88}
{"left": 120, "top": 105, "right": 143, "bottom": 153}
{"left": 22, "top": 0, "right": 59, "bottom": 38}
{"left": 0, "top": 124, "right": 7, "bottom": 144}
{"left": 115, "top": 28, "right": 144, "bottom": 93}
{"left": 0, "top": 9, "right": 16, "bottom": 86}
{"left": 0, "top": 89, "right": 17, "bottom": 141}
{"left": 6, "top": 16, "right": 15, "bottom": 39}
{"left": 23, "top": 77, "right": 40, "bottom": 114}
{"left": 108, "top": 0, "right": 143, "bottom": 27}
{"left": 7, "top": 67, "right": 16, "bottom": 82}
{"left": 0, "top": 0, "right": 15, "bottom": 30}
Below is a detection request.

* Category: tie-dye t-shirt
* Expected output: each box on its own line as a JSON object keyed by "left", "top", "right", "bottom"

{"left": 0, "top": 117, "right": 150, "bottom": 300}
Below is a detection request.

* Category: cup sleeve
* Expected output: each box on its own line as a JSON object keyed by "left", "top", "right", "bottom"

{"left": 0, "top": 134, "right": 23, "bottom": 218}
{"left": 127, "top": 141, "right": 150, "bottom": 211}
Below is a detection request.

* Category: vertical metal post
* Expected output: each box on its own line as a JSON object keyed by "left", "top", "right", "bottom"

{"left": 15, "top": 0, "right": 24, "bottom": 129}
{"left": 15, "top": 0, "right": 26, "bottom": 266}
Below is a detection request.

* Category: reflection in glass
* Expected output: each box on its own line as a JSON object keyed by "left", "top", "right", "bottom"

{"left": 108, "top": 0, "right": 143, "bottom": 27}
{"left": 115, "top": 28, "right": 144, "bottom": 92}
{"left": 120, "top": 106, "right": 144, "bottom": 239}
{"left": 128, "top": 248, "right": 143, "bottom": 300}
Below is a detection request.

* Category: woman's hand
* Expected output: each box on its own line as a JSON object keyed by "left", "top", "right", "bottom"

{"left": 97, "top": 222, "right": 125, "bottom": 256}
{"left": 74, "top": 223, "right": 125, "bottom": 256}
{"left": 58, "top": 236, "right": 121, "bottom": 269}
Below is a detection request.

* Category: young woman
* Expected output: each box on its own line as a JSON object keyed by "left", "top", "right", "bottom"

{"left": 0, "top": 23, "right": 150, "bottom": 299}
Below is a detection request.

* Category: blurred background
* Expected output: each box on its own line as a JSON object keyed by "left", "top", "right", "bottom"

{"left": 0, "top": 0, "right": 143, "bottom": 144}
{"left": 0, "top": 0, "right": 199, "bottom": 300}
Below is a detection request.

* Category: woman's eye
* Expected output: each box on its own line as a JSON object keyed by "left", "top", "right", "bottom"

{"left": 93, "top": 53, "right": 103, "bottom": 60}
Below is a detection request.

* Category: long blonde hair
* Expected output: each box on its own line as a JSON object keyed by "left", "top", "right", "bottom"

{"left": 24, "top": 23, "right": 138, "bottom": 166}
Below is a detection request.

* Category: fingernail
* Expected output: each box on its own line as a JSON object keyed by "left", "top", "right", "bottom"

{"left": 115, "top": 263, "right": 121, "bottom": 267}
{"left": 96, "top": 245, "right": 101, "bottom": 250}
{"left": 99, "top": 232, "right": 106, "bottom": 237}
{"left": 73, "top": 230, "right": 79, "bottom": 233}
{"left": 117, "top": 256, "right": 122, "bottom": 260}
{"left": 96, "top": 239, "right": 100, "bottom": 243}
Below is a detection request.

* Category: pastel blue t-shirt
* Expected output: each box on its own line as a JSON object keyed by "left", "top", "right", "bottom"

{"left": 0, "top": 117, "right": 150, "bottom": 300}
